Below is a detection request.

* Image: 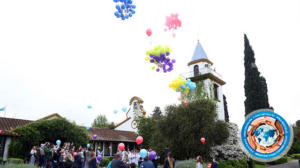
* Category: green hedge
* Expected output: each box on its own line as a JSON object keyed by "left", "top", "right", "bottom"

{"left": 2, "top": 164, "right": 36, "bottom": 168}
{"left": 0, "top": 157, "right": 3, "bottom": 163}
{"left": 293, "top": 154, "right": 300, "bottom": 159}
{"left": 7, "top": 158, "right": 24, "bottom": 164}
{"left": 219, "top": 159, "right": 248, "bottom": 168}
{"left": 268, "top": 157, "right": 288, "bottom": 165}
{"left": 99, "top": 157, "right": 113, "bottom": 167}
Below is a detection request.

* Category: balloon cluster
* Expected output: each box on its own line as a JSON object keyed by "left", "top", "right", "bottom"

{"left": 145, "top": 45, "right": 176, "bottom": 73}
{"left": 114, "top": 106, "right": 127, "bottom": 114}
{"left": 113, "top": 0, "right": 136, "bottom": 20}
{"left": 165, "top": 13, "right": 182, "bottom": 37}
{"left": 169, "top": 76, "right": 196, "bottom": 94}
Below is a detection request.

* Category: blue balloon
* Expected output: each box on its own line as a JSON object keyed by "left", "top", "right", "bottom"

{"left": 121, "top": 16, "right": 125, "bottom": 20}
{"left": 131, "top": 5, "right": 136, "bottom": 9}
{"left": 121, "top": 4, "right": 125, "bottom": 9}
{"left": 56, "top": 140, "right": 61, "bottom": 145}
{"left": 86, "top": 126, "right": 91, "bottom": 130}
{"left": 114, "top": 109, "right": 118, "bottom": 114}
{"left": 120, "top": 0, "right": 123, "bottom": 2}
{"left": 129, "top": 13, "right": 132, "bottom": 17}
{"left": 87, "top": 105, "right": 92, "bottom": 109}
{"left": 125, "top": 15, "right": 129, "bottom": 19}
{"left": 122, "top": 107, "right": 127, "bottom": 112}
{"left": 87, "top": 144, "right": 90, "bottom": 148}
{"left": 131, "top": 10, "right": 135, "bottom": 14}
{"left": 113, "top": 0, "right": 118, "bottom": 2}
{"left": 116, "top": 5, "right": 120, "bottom": 10}
{"left": 140, "top": 149, "right": 148, "bottom": 159}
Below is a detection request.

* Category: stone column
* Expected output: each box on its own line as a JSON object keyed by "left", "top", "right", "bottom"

{"left": 3, "top": 137, "right": 11, "bottom": 164}
{"left": 110, "top": 142, "right": 112, "bottom": 156}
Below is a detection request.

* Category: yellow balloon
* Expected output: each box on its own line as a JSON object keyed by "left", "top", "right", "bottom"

{"left": 145, "top": 57, "right": 150, "bottom": 61}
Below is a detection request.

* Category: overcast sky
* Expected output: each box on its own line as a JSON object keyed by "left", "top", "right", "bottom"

{"left": 0, "top": 0, "right": 299, "bottom": 128}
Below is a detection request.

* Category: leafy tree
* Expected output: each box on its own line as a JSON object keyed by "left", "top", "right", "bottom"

{"left": 223, "top": 95, "right": 229, "bottom": 122}
{"left": 152, "top": 106, "right": 162, "bottom": 120}
{"left": 92, "top": 114, "right": 115, "bottom": 129}
{"left": 139, "top": 99, "right": 229, "bottom": 160}
{"left": 289, "top": 120, "right": 300, "bottom": 154}
{"left": 9, "top": 118, "right": 89, "bottom": 159}
{"left": 137, "top": 117, "right": 156, "bottom": 149}
{"left": 244, "top": 34, "right": 270, "bottom": 116}
{"left": 92, "top": 114, "right": 108, "bottom": 128}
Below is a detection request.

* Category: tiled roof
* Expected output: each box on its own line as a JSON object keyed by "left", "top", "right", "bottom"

{"left": 0, "top": 117, "right": 33, "bottom": 135}
{"left": 88, "top": 128, "right": 137, "bottom": 142}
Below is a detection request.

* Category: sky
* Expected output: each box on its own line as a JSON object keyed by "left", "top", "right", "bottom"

{"left": 0, "top": 0, "right": 300, "bottom": 128}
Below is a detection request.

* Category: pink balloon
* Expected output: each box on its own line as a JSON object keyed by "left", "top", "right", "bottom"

{"left": 201, "top": 137, "right": 205, "bottom": 144}
{"left": 184, "top": 101, "right": 188, "bottom": 107}
{"left": 136, "top": 136, "right": 143, "bottom": 145}
{"left": 118, "top": 143, "right": 125, "bottom": 151}
{"left": 146, "top": 29, "right": 152, "bottom": 37}
{"left": 0, "top": 130, "right": 2, "bottom": 134}
{"left": 73, "top": 152, "right": 77, "bottom": 157}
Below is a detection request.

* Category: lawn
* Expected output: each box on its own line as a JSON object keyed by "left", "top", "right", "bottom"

{"left": 1, "top": 164, "right": 36, "bottom": 168}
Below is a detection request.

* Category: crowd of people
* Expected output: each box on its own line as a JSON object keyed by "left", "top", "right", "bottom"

{"left": 29, "top": 142, "right": 103, "bottom": 168}
{"left": 29, "top": 143, "right": 218, "bottom": 168}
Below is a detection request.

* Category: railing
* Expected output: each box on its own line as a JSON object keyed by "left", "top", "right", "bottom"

{"left": 179, "top": 67, "right": 223, "bottom": 79}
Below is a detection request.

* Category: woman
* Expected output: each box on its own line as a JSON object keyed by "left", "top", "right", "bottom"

{"left": 63, "top": 153, "right": 75, "bottom": 168}
{"left": 163, "top": 152, "right": 175, "bottom": 168}
{"left": 88, "top": 151, "right": 98, "bottom": 168}
{"left": 196, "top": 156, "right": 204, "bottom": 168}
{"left": 29, "top": 146, "right": 37, "bottom": 165}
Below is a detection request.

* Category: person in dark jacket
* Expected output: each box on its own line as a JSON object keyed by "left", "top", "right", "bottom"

{"left": 88, "top": 151, "right": 98, "bottom": 168}
{"left": 140, "top": 156, "right": 155, "bottom": 168}
{"left": 211, "top": 158, "right": 218, "bottom": 168}
{"left": 111, "top": 153, "right": 126, "bottom": 168}
{"left": 63, "top": 153, "right": 75, "bottom": 168}
{"left": 163, "top": 153, "right": 175, "bottom": 168}
{"left": 74, "top": 152, "right": 83, "bottom": 168}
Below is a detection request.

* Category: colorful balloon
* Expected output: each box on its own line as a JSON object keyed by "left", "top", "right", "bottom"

{"left": 146, "top": 29, "right": 152, "bottom": 37}
{"left": 201, "top": 137, "right": 205, "bottom": 144}
{"left": 145, "top": 45, "right": 175, "bottom": 73}
{"left": 56, "top": 140, "right": 61, "bottom": 145}
{"left": 169, "top": 77, "right": 196, "bottom": 95}
{"left": 149, "top": 151, "right": 157, "bottom": 160}
{"left": 73, "top": 152, "right": 78, "bottom": 157}
{"left": 118, "top": 143, "right": 125, "bottom": 151}
{"left": 113, "top": 0, "right": 136, "bottom": 20}
{"left": 165, "top": 13, "right": 182, "bottom": 36}
{"left": 122, "top": 107, "right": 127, "bottom": 112}
{"left": 93, "top": 134, "right": 97, "bottom": 139}
{"left": 140, "top": 149, "right": 148, "bottom": 159}
{"left": 97, "top": 155, "right": 102, "bottom": 162}
{"left": 136, "top": 136, "right": 143, "bottom": 145}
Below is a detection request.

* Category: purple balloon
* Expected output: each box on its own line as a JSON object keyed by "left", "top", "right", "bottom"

{"left": 97, "top": 155, "right": 102, "bottom": 162}
{"left": 156, "top": 68, "right": 160, "bottom": 72}
{"left": 149, "top": 151, "right": 157, "bottom": 160}
{"left": 160, "top": 53, "right": 165, "bottom": 57}
{"left": 166, "top": 51, "right": 170, "bottom": 56}
{"left": 93, "top": 134, "right": 97, "bottom": 139}
{"left": 172, "top": 59, "right": 176, "bottom": 63}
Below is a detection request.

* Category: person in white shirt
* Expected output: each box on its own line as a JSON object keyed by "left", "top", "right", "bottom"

{"left": 134, "top": 150, "right": 140, "bottom": 167}
{"left": 196, "top": 155, "right": 204, "bottom": 168}
{"left": 29, "top": 146, "right": 37, "bottom": 165}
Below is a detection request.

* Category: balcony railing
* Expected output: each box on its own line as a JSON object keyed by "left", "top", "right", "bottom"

{"left": 180, "top": 67, "right": 223, "bottom": 79}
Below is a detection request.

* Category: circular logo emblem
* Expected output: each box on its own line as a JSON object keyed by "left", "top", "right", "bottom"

{"left": 240, "top": 109, "right": 293, "bottom": 162}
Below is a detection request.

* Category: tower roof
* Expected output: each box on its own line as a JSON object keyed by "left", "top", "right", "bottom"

{"left": 188, "top": 40, "right": 213, "bottom": 66}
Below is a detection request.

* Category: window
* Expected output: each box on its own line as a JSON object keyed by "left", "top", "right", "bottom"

{"left": 194, "top": 65, "right": 199, "bottom": 76}
{"left": 214, "top": 84, "right": 219, "bottom": 100}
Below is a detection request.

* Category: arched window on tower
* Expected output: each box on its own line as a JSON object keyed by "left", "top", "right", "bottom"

{"left": 194, "top": 65, "right": 199, "bottom": 76}
{"left": 214, "top": 84, "right": 219, "bottom": 100}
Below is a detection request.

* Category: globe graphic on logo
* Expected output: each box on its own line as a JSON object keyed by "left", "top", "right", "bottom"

{"left": 254, "top": 124, "right": 278, "bottom": 147}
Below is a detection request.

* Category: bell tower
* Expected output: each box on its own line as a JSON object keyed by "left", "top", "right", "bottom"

{"left": 187, "top": 40, "right": 226, "bottom": 121}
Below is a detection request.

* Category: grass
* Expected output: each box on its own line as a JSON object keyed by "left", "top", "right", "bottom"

{"left": 175, "top": 159, "right": 211, "bottom": 168}
{"left": 1, "top": 164, "right": 36, "bottom": 168}
{"left": 254, "top": 163, "right": 266, "bottom": 168}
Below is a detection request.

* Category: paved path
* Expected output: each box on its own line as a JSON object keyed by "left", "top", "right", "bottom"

{"left": 267, "top": 160, "right": 299, "bottom": 168}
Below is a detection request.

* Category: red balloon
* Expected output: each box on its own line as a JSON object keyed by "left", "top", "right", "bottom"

{"left": 0, "top": 130, "right": 2, "bottom": 134}
{"left": 73, "top": 152, "right": 77, "bottom": 157}
{"left": 136, "top": 136, "right": 143, "bottom": 145}
{"left": 184, "top": 102, "right": 188, "bottom": 107}
{"left": 207, "top": 163, "right": 211, "bottom": 168}
{"left": 201, "top": 137, "right": 205, "bottom": 144}
{"left": 118, "top": 143, "right": 125, "bottom": 151}
{"left": 146, "top": 29, "right": 152, "bottom": 37}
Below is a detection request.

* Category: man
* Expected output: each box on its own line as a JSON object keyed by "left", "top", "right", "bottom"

{"left": 140, "top": 156, "right": 155, "bottom": 168}
{"left": 111, "top": 153, "right": 127, "bottom": 168}
{"left": 211, "top": 158, "right": 218, "bottom": 168}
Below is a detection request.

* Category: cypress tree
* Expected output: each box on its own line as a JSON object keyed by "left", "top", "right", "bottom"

{"left": 223, "top": 95, "right": 229, "bottom": 122}
{"left": 244, "top": 34, "right": 270, "bottom": 116}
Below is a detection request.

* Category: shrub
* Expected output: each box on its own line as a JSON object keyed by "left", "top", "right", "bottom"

{"left": 2, "top": 164, "right": 36, "bottom": 168}
{"left": 268, "top": 157, "right": 288, "bottom": 165}
{"left": 219, "top": 159, "right": 248, "bottom": 168}
{"left": 293, "top": 154, "right": 300, "bottom": 159}
{"left": 99, "top": 157, "right": 112, "bottom": 167}
{"left": 7, "top": 158, "right": 24, "bottom": 164}
{"left": 8, "top": 139, "right": 25, "bottom": 159}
